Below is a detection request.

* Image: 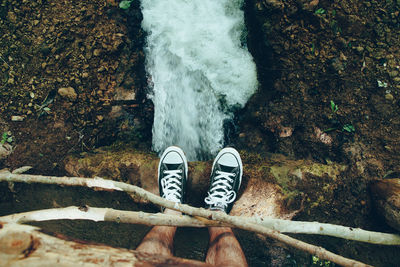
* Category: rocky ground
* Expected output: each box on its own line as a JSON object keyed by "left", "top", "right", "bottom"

{"left": 0, "top": 0, "right": 152, "bottom": 174}
{"left": 1, "top": 0, "right": 400, "bottom": 266}
{"left": 240, "top": 0, "right": 400, "bottom": 229}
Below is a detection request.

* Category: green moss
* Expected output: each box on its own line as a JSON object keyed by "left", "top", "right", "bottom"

{"left": 298, "top": 163, "right": 347, "bottom": 181}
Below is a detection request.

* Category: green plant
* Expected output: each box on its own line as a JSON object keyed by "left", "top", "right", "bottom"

{"left": 119, "top": 0, "right": 133, "bottom": 10}
{"left": 315, "top": 8, "right": 326, "bottom": 15}
{"left": 330, "top": 100, "right": 338, "bottom": 113}
{"left": 1, "top": 132, "right": 12, "bottom": 144}
{"left": 342, "top": 124, "right": 355, "bottom": 133}
{"left": 312, "top": 255, "right": 335, "bottom": 266}
{"left": 1, "top": 132, "right": 7, "bottom": 144}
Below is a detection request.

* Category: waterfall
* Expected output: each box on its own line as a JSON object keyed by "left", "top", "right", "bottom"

{"left": 141, "top": 0, "right": 257, "bottom": 161}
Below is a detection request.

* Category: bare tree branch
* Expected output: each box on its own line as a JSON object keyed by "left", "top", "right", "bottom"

{"left": 0, "top": 171, "right": 391, "bottom": 266}
{"left": 1, "top": 205, "right": 399, "bottom": 246}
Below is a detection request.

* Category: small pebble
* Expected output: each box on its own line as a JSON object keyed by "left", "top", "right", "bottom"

{"left": 385, "top": 93, "right": 394, "bottom": 101}
{"left": 58, "top": 87, "right": 77, "bottom": 101}
{"left": 11, "top": 116, "right": 24, "bottom": 122}
{"left": 93, "top": 49, "right": 101, "bottom": 56}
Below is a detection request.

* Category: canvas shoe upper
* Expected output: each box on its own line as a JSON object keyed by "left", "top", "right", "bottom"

{"left": 204, "top": 147, "right": 243, "bottom": 213}
{"left": 158, "top": 146, "right": 188, "bottom": 204}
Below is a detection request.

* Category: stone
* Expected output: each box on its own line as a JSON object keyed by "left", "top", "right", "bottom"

{"left": 93, "top": 49, "right": 101, "bottom": 56}
{"left": 356, "top": 46, "right": 364, "bottom": 53}
{"left": 58, "top": 87, "right": 77, "bottom": 101}
{"left": 385, "top": 93, "right": 394, "bottom": 101}
{"left": 11, "top": 116, "right": 24, "bottom": 122}
{"left": 7, "top": 12, "right": 17, "bottom": 23}
{"left": 0, "top": 143, "right": 13, "bottom": 161}
{"left": 7, "top": 77, "right": 14, "bottom": 85}
{"left": 370, "top": 179, "right": 400, "bottom": 231}
{"left": 389, "top": 70, "right": 398, "bottom": 78}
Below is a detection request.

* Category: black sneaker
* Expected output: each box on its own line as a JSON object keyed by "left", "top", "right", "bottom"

{"left": 158, "top": 146, "right": 188, "bottom": 204}
{"left": 204, "top": 147, "right": 243, "bottom": 213}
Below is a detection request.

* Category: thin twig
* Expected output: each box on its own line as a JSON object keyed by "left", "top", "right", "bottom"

{"left": 0, "top": 53, "right": 10, "bottom": 68}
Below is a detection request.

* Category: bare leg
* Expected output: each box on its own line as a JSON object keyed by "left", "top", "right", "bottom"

{"left": 206, "top": 226, "right": 248, "bottom": 267}
{"left": 136, "top": 209, "right": 180, "bottom": 257}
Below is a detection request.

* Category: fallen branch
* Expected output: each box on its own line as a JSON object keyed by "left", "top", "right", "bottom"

{"left": 0, "top": 206, "right": 226, "bottom": 227}
{"left": 0, "top": 171, "right": 387, "bottom": 266}
{"left": 1, "top": 171, "right": 399, "bottom": 245}
{"left": 1, "top": 205, "right": 399, "bottom": 246}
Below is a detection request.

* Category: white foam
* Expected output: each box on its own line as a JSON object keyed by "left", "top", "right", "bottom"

{"left": 141, "top": 0, "right": 258, "bottom": 160}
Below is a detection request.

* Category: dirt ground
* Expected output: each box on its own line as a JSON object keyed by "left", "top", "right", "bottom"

{"left": 0, "top": 0, "right": 152, "bottom": 174}
{"left": 1, "top": 0, "right": 400, "bottom": 265}
{"left": 1, "top": 0, "right": 399, "bottom": 177}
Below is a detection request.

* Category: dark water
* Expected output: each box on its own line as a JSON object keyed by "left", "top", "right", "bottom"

{"left": 0, "top": 182, "right": 276, "bottom": 266}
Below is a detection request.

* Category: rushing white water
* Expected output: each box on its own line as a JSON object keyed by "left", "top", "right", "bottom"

{"left": 141, "top": 0, "right": 258, "bottom": 161}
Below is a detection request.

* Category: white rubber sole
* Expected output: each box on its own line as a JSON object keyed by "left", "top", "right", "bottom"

{"left": 212, "top": 147, "right": 243, "bottom": 187}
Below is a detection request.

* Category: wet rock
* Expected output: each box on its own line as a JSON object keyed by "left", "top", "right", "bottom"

{"left": 58, "top": 87, "right": 77, "bottom": 101}
{"left": 371, "top": 179, "right": 400, "bottom": 231}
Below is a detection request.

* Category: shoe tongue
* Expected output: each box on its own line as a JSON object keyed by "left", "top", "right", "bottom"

{"left": 165, "top": 163, "right": 181, "bottom": 171}
{"left": 218, "top": 164, "right": 235, "bottom": 173}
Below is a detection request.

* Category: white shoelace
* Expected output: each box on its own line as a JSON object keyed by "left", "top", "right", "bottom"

{"left": 205, "top": 170, "right": 236, "bottom": 211}
{"left": 160, "top": 169, "right": 183, "bottom": 202}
